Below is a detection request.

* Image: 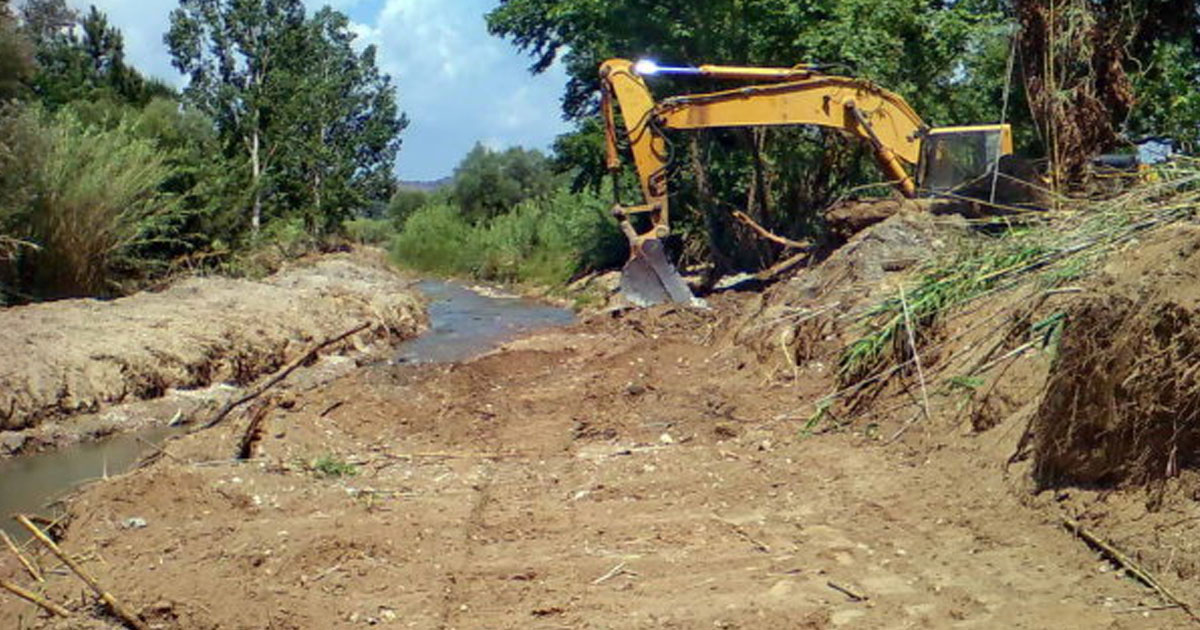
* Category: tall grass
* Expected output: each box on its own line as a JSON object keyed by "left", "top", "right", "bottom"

{"left": 390, "top": 188, "right": 625, "bottom": 286}
{"left": 1, "top": 107, "right": 183, "bottom": 298}
{"left": 837, "top": 158, "right": 1200, "bottom": 387}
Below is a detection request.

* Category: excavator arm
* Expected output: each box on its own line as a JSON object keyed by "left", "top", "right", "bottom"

{"left": 599, "top": 57, "right": 1010, "bottom": 306}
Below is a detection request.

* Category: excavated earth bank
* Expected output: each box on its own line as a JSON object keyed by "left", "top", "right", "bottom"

{"left": 0, "top": 249, "right": 425, "bottom": 440}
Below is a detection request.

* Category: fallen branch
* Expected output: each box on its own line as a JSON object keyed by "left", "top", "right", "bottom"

{"left": 827, "top": 580, "right": 868, "bottom": 602}
{"left": 712, "top": 515, "right": 771, "bottom": 553}
{"left": 1062, "top": 517, "right": 1200, "bottom": 624}
{"left": 238, "top": 398, "right": 273, "bottom": 460}
{"left": 203, "top": 322, "right": 371, "bottom": 429}
{"left": 755, "top": 249, "right": 811, "bottom": 282}
{"left": 1, "top": 529, "right": 43, "bottom": 582}
{"left": 0, "top": 577, "right": 71, "bottom": 618}
{"left": 591, "top": 562, "right": 627, "bottom": 585}
{"left": 732, "top": 210, "right": 811, "bottom": 250}
{"left": 16, "top": 515, "right": 149, "bottom": 630}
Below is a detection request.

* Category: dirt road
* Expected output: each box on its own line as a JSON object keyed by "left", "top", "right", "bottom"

{"left": 1, "top": 292, "right": 1186, "bottom": 628}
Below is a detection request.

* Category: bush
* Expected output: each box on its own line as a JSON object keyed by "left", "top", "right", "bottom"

{"left": 1, "top": 106, "right": 184, "bottom": 298}
{"left": 32, "top": 110, "right": 182, "bottom": 296}
{"left": 389, "top": 201, "right": 476, "bottom": 276}
{"left": 390, "top": 187, "right": 625, "bottom": 286}
{"left": 343, "top": 217, "right": 396, "bottom": 245}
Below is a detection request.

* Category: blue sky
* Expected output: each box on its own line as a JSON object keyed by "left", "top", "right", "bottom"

{"left": 67, "top": 0, "right": 572, "bottom": 181}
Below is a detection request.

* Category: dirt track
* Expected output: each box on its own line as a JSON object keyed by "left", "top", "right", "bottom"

{"left": 1, "top": 294, "right": 1192, "bottom": 628}
{"left": 4, "top": 215, "right": 1200, "bottom": 628}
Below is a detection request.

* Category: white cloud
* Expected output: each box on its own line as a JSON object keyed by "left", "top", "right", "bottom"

{"left": 62, "top": 0, "right": 570, "bottom": 181}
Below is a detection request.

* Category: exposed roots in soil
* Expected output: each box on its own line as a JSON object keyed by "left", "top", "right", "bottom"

{"left": 1032, "top": 297, "right": 1200, "bottom": 488}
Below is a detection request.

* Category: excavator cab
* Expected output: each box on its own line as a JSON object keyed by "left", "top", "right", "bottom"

{"left": 916, "top": 125, "right": 1013, "bottom": 193}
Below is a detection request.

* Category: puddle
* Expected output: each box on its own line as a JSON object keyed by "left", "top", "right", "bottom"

{"left": 0, "top": 279, "right": 574, "bottom": 538}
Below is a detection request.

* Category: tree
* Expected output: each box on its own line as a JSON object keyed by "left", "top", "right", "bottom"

{"left": 451, "top": 143, "right": 555, "bottom": 223}
{"left": 0, "top": 0, "right": 34, "bottom": 101}
{"left": 166, "top": 0, "right": 306, "bottom": 233}
{"left": 166, "top": 0, "right": 406, "bottom": 236}
{"left": 270, "top": 7, "right": 406, "bottom": 234}
{"left": 21, "top": 2, "right": 170, "bottom": 108}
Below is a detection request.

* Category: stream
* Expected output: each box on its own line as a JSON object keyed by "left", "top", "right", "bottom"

{"left": 0, "top": 279, "right": 574, "bottom": 539}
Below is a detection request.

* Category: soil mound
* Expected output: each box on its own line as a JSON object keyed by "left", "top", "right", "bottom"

{"left": 0, "top": 251, "right": 424, "bottom": 431}
{"left": 1031, "top": 226, "right": 1200, "bottom": 487}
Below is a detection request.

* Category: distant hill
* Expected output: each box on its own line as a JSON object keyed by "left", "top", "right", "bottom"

{"left": 398, "top": 177, "right": 452, "bottom": 192}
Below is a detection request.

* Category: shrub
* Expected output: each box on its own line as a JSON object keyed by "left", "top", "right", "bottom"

{"left": 390, "top": 187, "right": 625, "bottom": 286}
{"left": 343, "top": 217, "right": 396, "bottom": 245}
{"left": 23, "top": 109, "right": 183, "bottom": 297}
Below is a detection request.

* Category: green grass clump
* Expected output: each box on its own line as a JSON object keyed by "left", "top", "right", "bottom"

{"left": 839, "top": 235, "right": 1051, "bottom": 385}
{"left": 310, "top": 454, "right": 358, "bottom": 478}
{"left": 1, "top": 106, "right": 183, "bottom": 298}
{"left": 343, "top": 217, "right": 397, "bottom": 245}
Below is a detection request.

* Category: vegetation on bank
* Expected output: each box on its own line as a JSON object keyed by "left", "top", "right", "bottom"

{"left": 4, "top": 0, "right": 1200, "bottom": 305}
{"left": 0, "top": 0, "right": 404, "bottom": 303}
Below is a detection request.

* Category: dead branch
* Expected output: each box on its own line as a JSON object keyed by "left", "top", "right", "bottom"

{"left": 0, "top": 577, "right": 71, "bottom": 618}
{"left": 238, "top": 398, "right": 273, "bottom": 460}
{"left": 203, "top": 322, "right": 371, "bottom": 429}
{"left": 16, "top": 515, "right": 150, "bottom": 630}
{"left": 827, "top": 580, "right": 868, "bottom": 602}
{"left": 754, "top": 250, "right": 811, "bottom": 282}
{"left": 591, "top": 562, "right": 627, "bottom": 585}
{"left": 712, "top": 515, "right": 771, "bottom": 553}
{"left": 732, "top": 210, "right": 811, "bottom": 250}
{"left": 1, "top": 530, "right": 42, "bottom": 582}
{"left": 1063, "top": 517, "right": 1200, "bottom": 624}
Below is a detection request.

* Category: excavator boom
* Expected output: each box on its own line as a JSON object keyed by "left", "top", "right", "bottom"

{"left": 600, "top": 57, "right": 1012, "bottom": 306}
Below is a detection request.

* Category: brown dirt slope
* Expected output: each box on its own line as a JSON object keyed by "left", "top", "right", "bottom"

{"left": 0, "top": 250, "right": 425, "bottom": 432}
{"left": 0, "top": 296, "right": 1184, "bottom": 629}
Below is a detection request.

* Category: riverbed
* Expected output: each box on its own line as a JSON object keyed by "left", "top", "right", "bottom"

{"left": 0, "top": 279, "right": 574, "bottom": 539}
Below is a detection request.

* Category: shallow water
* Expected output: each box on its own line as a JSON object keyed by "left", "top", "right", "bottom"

{"left": 393, "top": 279, "right": 575, "bottom": 364}
{"left": 0, "top": 279, "right": 574, "bottom": 539}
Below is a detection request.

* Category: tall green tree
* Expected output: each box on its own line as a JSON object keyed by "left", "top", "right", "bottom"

{"left": 166, "top": 0, "right": 406, "bottom": 236}
{"left": 166, "top": 0, "right": 307, "bottom": 233}
{"left": 451, "top": 143, "right": 556, "bottom": 223}
{"left": 0, "top": 0, "right": 34, "bottom": 101}
{"left": 270, "top": 7, "right": 406, "bottom": 234}
{"left": 21, "top": 2, "right": 170, "bottom": 108}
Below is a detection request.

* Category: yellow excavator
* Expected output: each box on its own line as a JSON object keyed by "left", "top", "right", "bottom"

{"left": 600, "top": 58, "right": 1014, "bottom": 306}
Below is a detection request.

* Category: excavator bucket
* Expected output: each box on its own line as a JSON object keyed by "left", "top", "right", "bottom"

{"left": 619, "top": 238, "right": 698, "bottom": 307}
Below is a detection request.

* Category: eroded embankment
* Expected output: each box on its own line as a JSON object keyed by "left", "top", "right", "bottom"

{"left": 0, "top": 250, "right": 425, "bottom": 433}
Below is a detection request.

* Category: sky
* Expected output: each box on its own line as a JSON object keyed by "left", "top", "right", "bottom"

{"left": 65, "top": 0, "right": 572, "bottom": 181}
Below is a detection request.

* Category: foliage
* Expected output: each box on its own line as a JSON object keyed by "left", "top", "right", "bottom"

{"left": 166, "top": 0, "right": 407, "bottom": 236}
{"left": 310, "top": 453, "right": 358, "bottom": 478}
{"left": 1129, "top": 38, "right": 1200, "bottom": 153}
{"left": 344, "top": 217, "right": 395, "bottom": 245}
{"left": 0, "top": 0, "right": 33, "bottom": 101}
{"left": 22, "top": 2, "right": 172, "bottom": 109}
{"left": 391, "top": 187, "right": 624, "bottom": 286}
{"left": 451, "top": 143, "right": 557, "bottom": 223}
{"left": 488, "top": 0, "right": 1020, "bottom": 271}
{"left": 1, "top": 106, "right": 183, "bottom": 298}
{"left": 387, "top": 188, "right": 431, "bottom": 226}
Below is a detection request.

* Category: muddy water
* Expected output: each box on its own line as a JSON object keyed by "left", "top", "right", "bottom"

{"left": 393, "top": 279, "right": 575, "bottom": 364}
{"left": 0, "top": 279, "right": 574, "bottom": 538}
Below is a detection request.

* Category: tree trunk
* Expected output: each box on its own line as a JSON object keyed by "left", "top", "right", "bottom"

{"left": 690, "top": 135, "right": 733, "bottom": 285}
{"left": 250, "top": 128, "right": 262, "bottom": 233}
